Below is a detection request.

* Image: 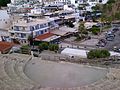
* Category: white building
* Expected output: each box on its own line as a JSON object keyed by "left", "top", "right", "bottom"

{"left": 0, "top": 10, "right": 11, "bottom": 41}
{"left": 0, "top": 10, "right": 11, "bottom": 29}
{"left": 41, "top": 0, "right": 71, "bottom": 6}
{"left": 9, "top": 17, "right": 58, "bottom": 43}
{"left": 72, "top": 0, "right": 109, "bottom": 8}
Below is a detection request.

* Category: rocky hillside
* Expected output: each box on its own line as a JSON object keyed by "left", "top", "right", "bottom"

{"left": 102, "top": 0, "right": 120, "bottom": 20}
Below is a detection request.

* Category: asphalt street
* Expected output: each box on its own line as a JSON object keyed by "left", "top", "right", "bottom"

{"left": 104, "top": 28, "right": 120, "bottom": 51}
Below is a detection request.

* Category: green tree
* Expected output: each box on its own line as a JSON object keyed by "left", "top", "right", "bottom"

{"left": 38, "top": 44, "right": 43, "bottom": 51}
{"left": 20, "top": 45, "right": 30, "bottom": 54}
{"left": 92, "top": 4, "right": 100, "bottom": 11}
{"left": 49, "top": 44, "right": 59, "bottom": 51}
{"left": 87, "top": 49, "right": 110, "bottom": 59}
{"left": 0, "top": 0, "right": 10, "bottom": 7}
{"left": 78, "top": 22, "right": 87, "bottom": 36}
{"left": 90, "top": 26, "right": 100, "bottom": 35}
{"left": 41, "top": 42, "right": 48, "bottom": 50}
{"left": 114, "top": 12, "right": 120, "bottom": 20}
{"left": 27, "top": 34, "right": 33, "bottom": 46}
{"left": 107, "top": 0, "right": 115, "bottom": 4}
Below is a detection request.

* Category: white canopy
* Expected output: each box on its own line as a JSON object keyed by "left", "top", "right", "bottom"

{"left": 61, "top": 48, "right": 88, "bottom": 58}
{"left": 61, "top": 48, "right": 120, "bottom": 58}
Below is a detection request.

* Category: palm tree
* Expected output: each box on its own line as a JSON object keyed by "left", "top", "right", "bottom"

{"left": 99, "top": 14, "right": 106, "bottom": 33}
{"left": 27, "top": 32, "right": 34, "bottom": 46}
{"left": 78, "top": 21, "right": 87, "bottom": 38}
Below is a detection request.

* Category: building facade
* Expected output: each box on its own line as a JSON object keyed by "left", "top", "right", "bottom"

{"left": 40, "top": 0, "right": 71, "bottom": 6}
{"left": 74, "top": 0, "right": 108, "bottom": 7}
{"left": 9, "top": 17, "right": 58, "bottom": 44}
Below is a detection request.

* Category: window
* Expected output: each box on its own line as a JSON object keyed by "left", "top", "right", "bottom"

{"left": 14, "top": 26, "right": 19, "bottom": 31}
{"left": 35, "top": 24, "right": 39, "bottom": 30}
{"left": 45, "top": 29, "right": 47, "bottom": 32}
{"left": 30, "top": 26, "right": 34, "bottom": 31}
{"left": 22, "top": 27, "right": 25, "bottom": 31}
{"left": 21, "top": 33, "right": 26, "bottom": 38}
{"left": 36, "top": 31, "right": 39, "bottom": 36}
{"left": 40, "top": 24, "right": 44, "bottom": 28}
{"left": 11, "top": 33, "right": 14, "bottom": 36}
{"left": 41, "top": 31, "right": 44, "bottom": 34}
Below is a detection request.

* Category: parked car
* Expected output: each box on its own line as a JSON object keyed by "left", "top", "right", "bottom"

{"left": 113, "top": 48, "right": 120, "bottom": 52}
{"left": 112, "top": 28, "right": 119, "bottom": 32}
{"left": 105, "top": 32, "right": 115, "bottom": 38}
{"left": 106, "top": 37, "right": 114, "bottom": 41}
{"left": 33, "top": 53, "right": 39, "bottom": 57}
{"left": 96, "top": 39, "right": 106, "bottom": 47}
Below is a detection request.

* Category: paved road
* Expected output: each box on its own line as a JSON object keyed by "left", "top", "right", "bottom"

{"left": 104, "top": 28, "right": 120, "bottom": 51}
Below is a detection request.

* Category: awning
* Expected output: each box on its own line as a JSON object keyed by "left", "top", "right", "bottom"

{"left": 35, "top": 33, "right": 60, "bottom": 42}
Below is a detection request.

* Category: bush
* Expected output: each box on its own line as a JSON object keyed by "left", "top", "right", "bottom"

{"left": 107, "top": 0, "right": 115, "bottom": 4}
{"left": 20, "top": 45, "right": 30, "bottom": 54}
{"left": 49, "top": 44, "right": 54, "bottom": 51}
{"left": 49, "top": 44, "right": 59, "bottom": 52}
{"left": 38, "top": 44, "right": 43, "bottom": 51}
{"left": 90, "top": 26, "right": 100, "bottom": 35}
{"left": 87, "top": 49, "right": 110, "bottom": 59}
{"left": 41, "top": 42, "right": 48, "bottom": 50}
{"left": 0, "top": 0, "right": 10, "bottom": 7}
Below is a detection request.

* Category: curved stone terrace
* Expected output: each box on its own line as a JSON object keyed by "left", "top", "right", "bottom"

{"left": 0, "top": 53, "right": 120, "bottom": 90}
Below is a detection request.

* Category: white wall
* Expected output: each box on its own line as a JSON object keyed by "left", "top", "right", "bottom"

{"left": 0, "top": 10, "right": 11, "bottom": 29}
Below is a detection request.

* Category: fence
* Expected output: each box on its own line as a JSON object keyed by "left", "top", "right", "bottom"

{"left": 39, "top": 54, "right": 120, "bottom": 65}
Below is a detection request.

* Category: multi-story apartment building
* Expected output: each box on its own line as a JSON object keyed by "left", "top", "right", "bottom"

{"left": 74, "top": 0, "right": 108, "bottom": 7}
{"left": 40, "top": 0, "right": 71, "bottom": 6}
{"left": 9, "top": 17, "right": 58, "bottom": 43}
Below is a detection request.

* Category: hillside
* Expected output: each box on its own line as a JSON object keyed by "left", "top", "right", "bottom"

{"left": 0, "top": 0, "right": 10, "bottom": 7}
{"left": 102, "top": 0, "right": 120, "bottom": 21}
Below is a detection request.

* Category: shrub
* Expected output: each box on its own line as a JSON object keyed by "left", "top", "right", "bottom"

{"left": 49, "top": 44, "right": 54, "bottom": 51}
{"left": 54, "top": 44, "right": 59, "bottom": 51}
{"left": 0, "top": 0, "right": 10, "bottom": 6}
{"left": 49, "top": 44, "right": 59, "bottom": 51}
{"left": 41, "top": 42, "right": 48, "bottom": 50}
{"left": 87, "top": 49, "right": 110, "bottom": 59}
{"left": 38, "top": 44, "right": 43, "bottom": 51}
{"left": 20, "top": 45, "right": 30, "bottom": 54}
{"left": 90, "top": 26, "right": 100, "bottom": 35}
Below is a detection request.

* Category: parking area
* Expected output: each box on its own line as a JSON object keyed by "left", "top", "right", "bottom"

{"left": 59, "top": 26, "right": 120, "bottom": 52}
{"left": 104, "top": 27, "right": 120, "bottom": 51}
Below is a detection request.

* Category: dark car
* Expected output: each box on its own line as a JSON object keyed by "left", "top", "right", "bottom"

{"left": 96, "top": 40, "right": 106, "bottom": 47}
{"left": 113, "top": 48, "right": 120, "bottom": 53}
{"left": 110, "top": 28, "right": 119, "bottom": 33}
{"left": 112, "top": 28, "right": 119, "bottom": 32}
{"left": 106, "top": 37, "right": 114, "bottom": 41}
{"left": 105, "top": 32, "right": 115, "bottom": 38}
{"left": 33, "top": 53, "right": 39, "bottom": 57}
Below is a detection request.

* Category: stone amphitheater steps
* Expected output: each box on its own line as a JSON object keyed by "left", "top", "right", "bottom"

{"left": 8, "top": 54, "right": 41, "bottom": 89}
{"left": 0, "top": 56, "right": 21, "bottom": 90}
{"left": 14, "top": 57, "right": 36, "bottom": 85}
{"left": 4, "top": 55, "right": 34, "bottom": 90}
{"left": 1, "top": 53, "right": 120, "bottom": 90}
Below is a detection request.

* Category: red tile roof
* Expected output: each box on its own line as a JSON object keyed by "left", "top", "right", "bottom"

{"left": 0, "top": 41, "right": 14, "bottom": 53}
{"left": 35, "top": 33, "right": 54, "bottom": 41}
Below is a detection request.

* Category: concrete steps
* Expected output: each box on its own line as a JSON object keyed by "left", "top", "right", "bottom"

{"left": 0, "top": 54, "right": 120, "bottom": 90}
{"left": 14, "top": 57, "right": 36, "bottom": 85}
{"left": 0, "top": 56, "right": 21, "bottom": 90}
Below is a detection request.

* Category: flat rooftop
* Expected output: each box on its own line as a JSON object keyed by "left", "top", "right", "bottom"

{"left": 14, "top": 18, "right": 50, "bottom": 27}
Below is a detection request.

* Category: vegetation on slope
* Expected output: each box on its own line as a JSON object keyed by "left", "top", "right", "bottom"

{"left": 94, "top": 0, "right": 120, "bottom": 22}
{"left": 0, "top": 0, "right": 10, "bottom": 7}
